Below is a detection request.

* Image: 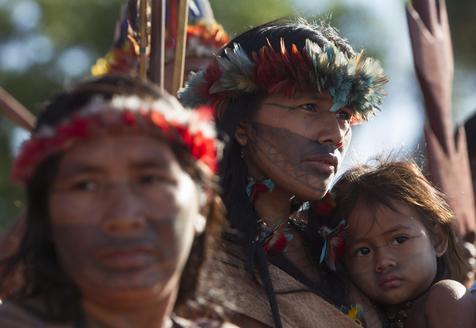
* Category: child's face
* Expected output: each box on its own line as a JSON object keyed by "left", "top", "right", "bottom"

{"left": 344, "top": 200, "right": 439, "bottom": 305}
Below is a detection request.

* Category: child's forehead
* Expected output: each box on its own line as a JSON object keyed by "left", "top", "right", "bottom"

{"left": 347, "top": 199, "right": 424, "bottom": 234}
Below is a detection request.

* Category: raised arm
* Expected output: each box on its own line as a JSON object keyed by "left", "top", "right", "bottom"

{"left": 406, "top": 0, "right": 476, "bottom": 239}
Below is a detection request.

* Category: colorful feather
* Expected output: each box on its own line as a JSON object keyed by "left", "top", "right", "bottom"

{"left": 319, "top": 219, "right": 346, "bottom": 271}
{"left": 180, "top": 37, "right": 388, "bottom": 121}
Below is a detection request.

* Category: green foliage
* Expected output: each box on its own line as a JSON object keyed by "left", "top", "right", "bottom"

{"left": 0, "top": 123, "right": 24, "bottom": 226}
{"left": 0, "top": 0, "right": 124, "bottom": 229}
{"left": 210, "top": 0, "right": 294, "bottom": 35}
{"left": 447, "top": 1, "right": 476, "bottom": 68}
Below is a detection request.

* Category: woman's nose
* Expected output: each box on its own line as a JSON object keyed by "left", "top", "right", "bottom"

{"left": 101, "top": 183, "right": 146, "bottom": 236}
{"left": 316, "top": 113, "right": 349, "bottom": 147}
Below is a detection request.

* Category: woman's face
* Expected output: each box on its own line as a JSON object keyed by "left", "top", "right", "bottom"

{"left": 241, "top": 91, "right": 353, "bottom": 200}
{"left": 48, "top": 133, "right": 201, "bottom": 307}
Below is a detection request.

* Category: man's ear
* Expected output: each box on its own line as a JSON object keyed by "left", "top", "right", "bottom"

{"left": 432, "top": 224, "right": 449, "bottom": 257}
{"left": 235, "top": 122, "right": 249, "bottom": 146}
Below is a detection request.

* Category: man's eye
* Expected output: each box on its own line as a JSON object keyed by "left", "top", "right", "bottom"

{"left": 392, "top": 235, "right": 409, "bottom": 245}
{"left": 298, "top": 103, "right": 319, "bottom": 112}
{"left": 355, "top": 247, "right": 371, "bottom": 256}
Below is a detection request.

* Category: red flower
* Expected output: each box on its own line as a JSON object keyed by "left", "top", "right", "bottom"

{"left": 122, "top": 111, "right": 136, "bottom": 126}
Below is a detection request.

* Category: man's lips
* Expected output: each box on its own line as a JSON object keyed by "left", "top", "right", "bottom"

{"left": 96, "top": 245, "right": 155, "bottom": 270}
{"left": 301, "top": 155, "right": 338, "bottom": 173}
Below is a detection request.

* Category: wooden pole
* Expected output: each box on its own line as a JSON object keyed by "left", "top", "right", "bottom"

{"left": 139, "top": 0, "right": 149, "bottom": 81}
{"left": 149, "top": 0, "right": 166, "bottom": 91}
{"left": 171, "top": 0, "right": 189, "bottom": 95}
{"left": 0, "top": 87, "right": 35, "bottom": 131}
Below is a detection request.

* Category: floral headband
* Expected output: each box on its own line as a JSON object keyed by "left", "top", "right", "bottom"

{"left": 13, "top": 95, "right": 218, "bottom": 184}
{"left": 179, "top": 38, "right": 388, "bottom": 122}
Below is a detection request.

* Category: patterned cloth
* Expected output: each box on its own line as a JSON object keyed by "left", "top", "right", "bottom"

{"left": 197, "top": 239, "right": 360, "bottom": 328}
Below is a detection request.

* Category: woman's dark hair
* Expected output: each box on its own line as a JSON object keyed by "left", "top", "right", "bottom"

{"left": 215, "top": 19, "right": 357, "bottom": 327}
{"left": 0, "top": 75, "right": 225, "bottom": 322}
{"left": 332, "top": 160, "right": 469, "bottom": 289}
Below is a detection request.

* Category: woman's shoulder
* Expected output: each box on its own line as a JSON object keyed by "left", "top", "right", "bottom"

{"left": 424, "top": 279, "right": 476, "bottom": 328}
{"left": 0, "top": 301, "right": 35, "bottom": 326}
{"left": 0, "top": 301, "right": 43, "bottom": 327}
{"left": 0, "top": 300, "right": 72, "bottom": 328}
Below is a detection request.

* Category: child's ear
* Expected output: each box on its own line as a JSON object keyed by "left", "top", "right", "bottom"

{"left": 234, "top": 122, "right": 249, "bottom": 146}
{"left": 432, "top": 224, "right": 449, "bottom": 257}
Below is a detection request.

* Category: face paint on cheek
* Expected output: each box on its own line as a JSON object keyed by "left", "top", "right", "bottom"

{"left": 50, "top": 218, "right": 183, "bottom": 293}
{"left": 247, "top": 122, "right": 343, "bottom": 193}
{"left": 165, "top": 174, "right": 198, "bottom": 264}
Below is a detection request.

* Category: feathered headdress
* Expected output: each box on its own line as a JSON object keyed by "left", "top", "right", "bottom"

{"left": 91, "top": 0, "right": 229, "bottom": 77}
{"left": 179, "top": 37, "right": 388, "bottom": 122}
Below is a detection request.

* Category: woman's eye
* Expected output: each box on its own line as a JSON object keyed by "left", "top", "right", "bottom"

{"left": 392, "top": 235, "right": 409, "bottom": 245}
{"left": 71, "top": 180, "right": 98, "bottom": 192}
{"left": 138, "top": 174, "right": 175, "bottom": 186}
{"left": 298, "top": 103, "right": 319, "bottom": 112}
{"left": 336, "top": 110, "right": 353, "bottom": 121}
{"left": 355, "top": 247, "right": 371, "bottom": 256}
{"left": 139, "top": 174, "right": 163, "bottom": 185}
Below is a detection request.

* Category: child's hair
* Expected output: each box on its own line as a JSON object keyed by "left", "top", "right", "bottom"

{"left": 332, "top": 160, "right": 469, "bottom": 283}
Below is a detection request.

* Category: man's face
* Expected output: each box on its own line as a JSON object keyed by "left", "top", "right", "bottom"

{"left": 48, "top": 133, "right": 200, "bottom": 307}
{"left": 242, "top": 91, "right": 353, "bottom": 200}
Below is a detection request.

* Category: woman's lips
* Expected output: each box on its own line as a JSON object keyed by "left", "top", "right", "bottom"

{"left": 301, "top": 155, "right": 338, "bottom": 174}
{"left": 97, "top": 247, "right": 155, "bottom": 270}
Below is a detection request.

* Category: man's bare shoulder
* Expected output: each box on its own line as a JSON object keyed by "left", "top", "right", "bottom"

{"left": 425, "top": 279, "right": 476, "bottom": 328}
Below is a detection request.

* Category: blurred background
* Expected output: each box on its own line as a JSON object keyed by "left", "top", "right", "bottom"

{"left": 0, "top": 0, "right": 475, "bottom": 229}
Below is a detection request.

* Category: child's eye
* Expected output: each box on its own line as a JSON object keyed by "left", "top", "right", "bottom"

{"left": 355, "top": 247, "right": 371, "bottom": 256}
{"left": 297, "top": 103, "right": 319, "bottom": 112}
{"left": 391, "top": 235, "right": 408, "bottom": 245}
